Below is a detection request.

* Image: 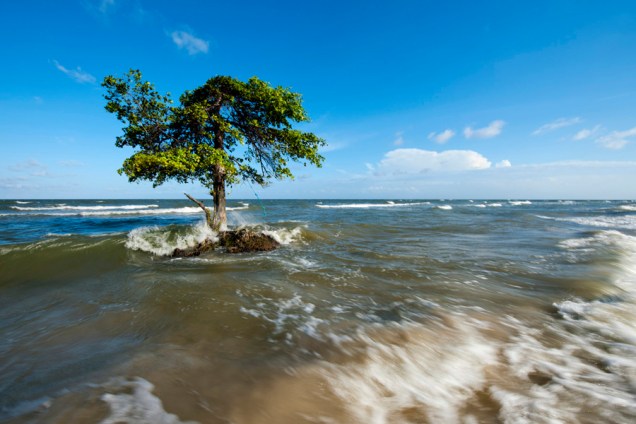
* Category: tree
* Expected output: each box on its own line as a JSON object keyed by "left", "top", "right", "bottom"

{"left": 102, "top": 70, "right": 325, "bottom": 230}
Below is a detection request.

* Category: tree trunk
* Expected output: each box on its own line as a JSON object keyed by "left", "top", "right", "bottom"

{"left": 211, "top": 128, "right": 227, "bottom": 231}
{"left": 211, "top": 165, "right": 227, "bottom": 231}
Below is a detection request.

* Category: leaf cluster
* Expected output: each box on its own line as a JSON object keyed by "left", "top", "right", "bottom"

{"left": 102, "top": 70, "right": 326, "bottom": 191}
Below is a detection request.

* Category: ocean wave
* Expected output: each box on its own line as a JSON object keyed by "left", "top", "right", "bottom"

{"left": 79, "top": 207, "right": 202, "bottom": 217}
{"left": 6, "top": 204, "right": 249, "bottom": 217}
{"left": 559, "top": 230, "right": 636, "bottom": 290}
{"left": 261, "top": 226, "right": 304, "bottom": 245}
{"left": 11, "top": 204, "right": 159, "bottom": 211}
{"left": 315, "top": 202, "right": 428, "bottom": 209}
{"left": 559, "top": 215, "right": 636, "bottom": 230}
{"left": 15, "top": 201, "right": 31, "bottom": 204}
{"left": 126, "top": 222, "right": 217, "bottom": 256}
{"left": 433, "top": 205, "right": 453, "bottom": 210}
{"left": 509, "top": 200, "right": 532, "bottom": 206}
{"left": 125, "top": 221, "right": 295, "bottom": 256}
{"left": 471, "top": 203, "right": 503, "bottom": 208}
{"left": 315, "top": 317, "right": 498, "bottom": 423}
{"left": 618, "top": 204, "right": 636, "bottom": 212}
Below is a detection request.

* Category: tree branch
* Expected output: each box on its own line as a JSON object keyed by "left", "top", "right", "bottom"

{"left": 184, "top": 192, "right": 214, "bottom": 229}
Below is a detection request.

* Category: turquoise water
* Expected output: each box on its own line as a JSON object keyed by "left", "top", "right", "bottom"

{"left": 1, "top": 199, "right": 635, "bottom": 423}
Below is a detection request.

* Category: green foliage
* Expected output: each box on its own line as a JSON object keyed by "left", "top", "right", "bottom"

{"left": 102, "top": 70, "right": 326, "bottom": 194}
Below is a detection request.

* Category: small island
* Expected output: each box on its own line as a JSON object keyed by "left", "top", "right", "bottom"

{"left": 103, "top": 70, "right": 325, "bottom": 253}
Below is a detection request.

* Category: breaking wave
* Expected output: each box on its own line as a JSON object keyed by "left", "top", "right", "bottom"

{"left": 126, "top": 222, "right": 217, "bottom": 256}
{"left": 125, "top": 222, "right": 303, "bottom": 256}
{"left": 11, "top": 204, "right": 159, "bottom": 211}
{"left": 261, "top": 226, "right": 304, "bottom": 245}
{"left": 316, "top": 202, "right": 428, "bottom": 209}
{"left": 542, "top": 214, "right": 636, "bottom": 230}
{"left": 471, "top": 203, "right": 503, "bottom": 208}
{"left": 618, "top": 204, "right": 636, "bottom": 212}
{"left": 4, "top": 203, "right": 249, "bottom": 217}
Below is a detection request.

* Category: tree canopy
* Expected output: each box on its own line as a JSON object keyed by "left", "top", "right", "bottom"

{"left": 102, "top": 70, "right": 325, "bottom": 229}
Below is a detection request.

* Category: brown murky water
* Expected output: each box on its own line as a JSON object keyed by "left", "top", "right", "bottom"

{"left": 1, "top": 200, "right": 635, "bottom": 423}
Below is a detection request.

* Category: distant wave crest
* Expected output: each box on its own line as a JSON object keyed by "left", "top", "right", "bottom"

{"left": 316, "top": 202, "right": 428, "bottom": 209}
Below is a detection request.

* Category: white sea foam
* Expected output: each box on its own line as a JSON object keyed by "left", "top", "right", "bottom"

{"left": 561, "top": 215, "right": 636, "bottom": 230}
{"left": 240, "top": 294, "right": 324, "bottom": 341}
{"left": 321, "top": 317, "right": 498, "bottom": 423}
{"left": 126, "top": 221, "right": 216, "bottom": 256}
{"left": 490, "top": 230, "right": 636, "bottom": 422}
{"left": 496, "top": 309, "right": 636, "bottom": 423}
{"left": 100, "top": 377, "right": 197, "bottom": 424}
{"left": 9, "top": 204, "right": 248, "bottom": 217}
{"left": 228, "top": 202, "right": 250, "bottom": 211}
{"left": 15, "top": 200, "right": 31, "bottom": 204}
{"left": 261, "top": 226, "right": 304, "bottom": 245}
{"left": 434, "top": 205, "right": 453, "bottom": 210}
{"left": 78, "top": 207, "right": 203, "bottom": 217}
{"left": 618, "top": 204, "right": 636, "bottom": 212}
{"left": 1, "top": 207, "right": 208, "bottom": 217}
{"left": 509, "top": 200, "right": 532, "bottom": 206}
{"left": 318, "top": 225, "right": 636, "bottom": 423}
{"left": 315, "top": 202, "right": 428, "bottom": 209}
{"left": 471, "top": 203, "right": 502, "bottom": 208}
{"left": 11, "top": 204, "right": 159, "bottom": 211}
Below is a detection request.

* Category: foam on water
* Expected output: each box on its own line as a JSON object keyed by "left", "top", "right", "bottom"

{"left": 618, "top": 204, "right": 636, "bottom": 212}
{"left": 100, "top": 377, "right": 197, "bottom": 424}
{"left": 434, "top": 205, "right": 453, "bottom": 210}
{"left": 261, "top": 226, "right": 304, "bottom": 245}
{"left": 319, "top": 317, "right": 498, "bottom": 424}
{"left": 315, "top": 202, "right": 428, "bottom": 209}
{"left": 240, "top": 293, "right": 324, "bottom": 342}
{"left": 509, "top": 201, "right": 532, "bottom": 206}
{"left": 11, "top": 204, "right": 159, "bottom": 211}
{"left": 471, "top": 203, "right": 502, "bottom": 208}
{"left": 293, "top": 230, "right": 636, "bottom": 423}
{"left": 488, "top": 230, "right": 636, "bottom": 423}
{"left": 227, "top": 202, "right": 250, "bottom": 211}
{"left": 125, "top": 221, "right": 216, "bottom": 256}
{"left": 6, "top": 204, "right": 248, "bottom": 217}
{"left": 552, "top": 215, "right": 636, "bottom": 230}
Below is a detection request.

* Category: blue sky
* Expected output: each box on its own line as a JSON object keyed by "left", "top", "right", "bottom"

{"left": 1, "top": 0, "right": 636, "bottom": 199}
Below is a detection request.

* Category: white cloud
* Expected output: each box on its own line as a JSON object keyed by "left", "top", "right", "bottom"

{"left": 496, "top": 160, "right": 512, "bottom": 168}
{"left": 58, "top": 160, "right": 85, "bottom": 168}
{"left": 393, "top": 131, "right": 404, "bottom": 146}
{"left": 532, "top": 117, "right": 582, "bottom": 135}
{"left": 9, "top": 159, "right": 49, "bottom": 177}
{"left": 427, "top": 129, "right": 455, "bottom": 144}
{"left": 464, "top": 120, "right": 505, "bottom": 139}
{"left": 573, "top": 125, "right": 601, "bottom": 141}
{"left": 171, "top": 31, "right": 209, "bottom": 55}
{"left": 99, "top": 0, "right": 115, "bottom": 14}
{"left": 596, "top": 127, "right": 636, "bottom": 150}
{"left": 53, "top": 60, "right": 96, "bottom": 84}
{"left": 376, "top": 148, "right": 491, "bottom": 175}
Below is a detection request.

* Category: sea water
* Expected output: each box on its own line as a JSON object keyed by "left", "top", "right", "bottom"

{"left": 1, "top": 199, "right": 635, "bottom": 423}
